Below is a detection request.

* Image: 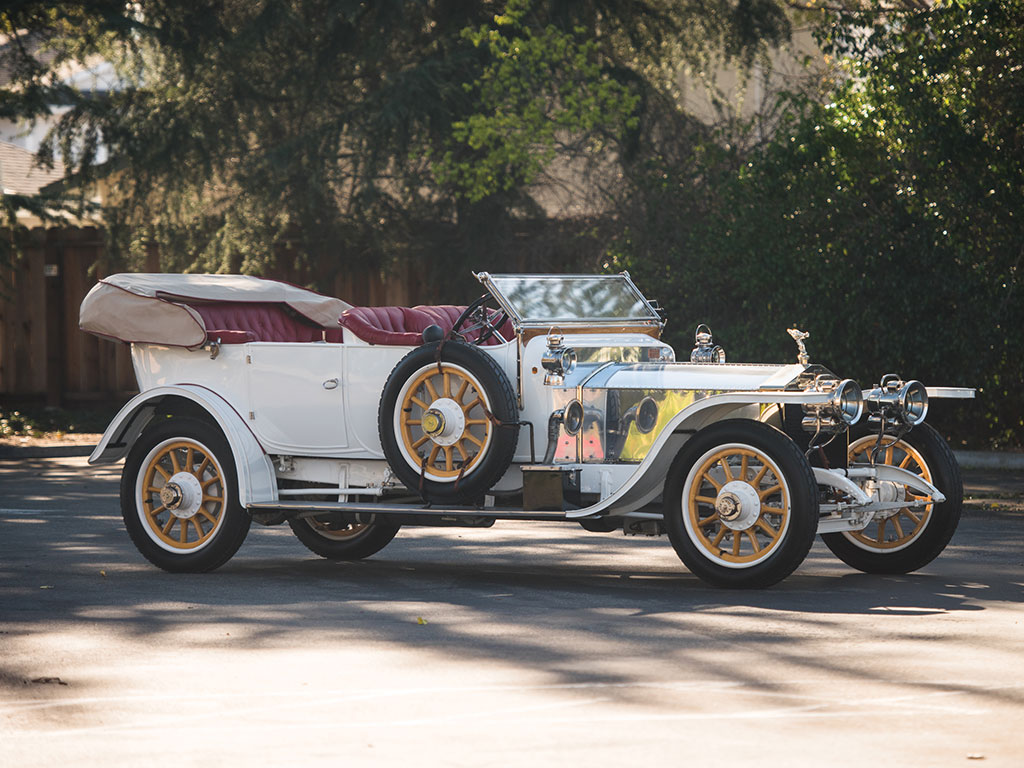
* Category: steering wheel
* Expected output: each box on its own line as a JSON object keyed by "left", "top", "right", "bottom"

{"left": 450, "top": 294, "right": 510, "bottom": 345}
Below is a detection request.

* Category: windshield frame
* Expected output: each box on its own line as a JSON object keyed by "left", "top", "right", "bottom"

{"left": 475, "top": 272, "right": 664, "bottom": 330}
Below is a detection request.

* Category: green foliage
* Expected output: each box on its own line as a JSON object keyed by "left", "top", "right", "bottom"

{"left": 437, "top": 1, "right": 640, "bottom": 203}
{"left": 616, "top": 0, "right": 1024, "bottom": 448}
{"left": 2, "top": 0, "right": 792, "bottom": 292}
{"left": 0, "top": 404, "right": 117, "bottom": 437}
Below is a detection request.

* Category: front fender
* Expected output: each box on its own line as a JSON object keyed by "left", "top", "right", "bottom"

{"left": 89, "top": 385, "right": 278, "bottom": 505}
{"left": 566, "top": 390, "right": 831, "bottom": 519}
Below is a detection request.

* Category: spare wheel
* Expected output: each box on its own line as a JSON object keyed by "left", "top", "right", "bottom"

{"left": 378, "top": 340, "right": 519, "bottom": 503}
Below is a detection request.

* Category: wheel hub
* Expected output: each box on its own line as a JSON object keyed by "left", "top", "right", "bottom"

{"left": 422, "top": 409, "right": 445, "bottom": 436}
{"left": 422, "top": 398, "right": 466, "bottom": 446}
{"left": 715, "top": 480, "right": 762, "bottom": 531}
{"left": 160, "top": 472, "right": 204, "bottom": 519}
{"left": 864, "top": 478, "right": 904, "bottom": 517}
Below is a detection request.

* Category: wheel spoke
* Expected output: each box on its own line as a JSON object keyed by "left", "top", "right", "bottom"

{"left": 875, "top": 517, "right": 888, "bottom": 543}
{"left": 153, "top": 463, "right": 170, "bottom": 481}
{"left": 455, "top": 441, "right": 468, "bottom": 461}
{"left": 169, "top": 449, "right": 181, "bottom": 474}
{"left": 891, "top": 515, "right": 906, "bottom": 539}
{"left": 751, "top": 464, "right": 769, "bottom": 486}
{"left": 428, "top": 444, "right": 440, "bottom": 467}
{"left": 191, "top": 518, "right": 205, "bottom": 539}
{"left": 444, "top": 446, "right": 453, "bottom": 472}
{"left": 902, "top": 508, "right": 922, "bottom": 524}
{"left": 711, "top": 526, "right": 728, "bottom": 548}
{"left": 698, "top": 513, "right": 720, "bottom": 528}
{"left": 443, "top": 372, "right": 451, "bottom": 397}
{"left": 412, "top": 434, "right": 431, "bottom": 450}
{"left": 179, "top": 519, "right": 188, "bottom": 544}
{"left": 424, "top": 379, "right": 439, "bottom": 402}
{"left": 196, "top": 456, "right": 210, "bottom": 477}
{"left": 885, "top": 446, "right": 894, "bottom": 465}
{"left": 758, "top": 484, "right": 781, "bottom": 500}
{"left": 756, "top": 518, "right": 779, "bottom": 538}
{"left": 731, "top": 531, "right": 742, "bottom": 556}
{"left": 456, "top": 379, "right": 470, "bottom": 403}
{"left": 694, "top": 495, "right": 718, "bottom": 505}
{"left": 410, "top": 395, "right": 429, "bottom": 410}
{"left": 198, "top": 509, "right": 217, "bottom": 524}
{"left": 185, "top": 446, "right": 194, "bottom": 473}
{"left": 703, "top": 471, "right": 722, "bottom": 492}
{"left": 148, "top": 503, "right": 167, "bottom": 517}
{"left": 760, "top": 505, "right": 785, "bottom": 515}
{"left": 202, "top": 493, "right": 222, "bottom": 503}
{"left": 202, "top": 476, "right": 220, "bottom": 490}
{"left": 719, "top": 457, "right": 734, "bottom": 481}
{"left": 464, "top": 432, "right": 484, "bottom": 448}
{"left": 740, "top": 454, "right": 749, "bottom": 481}
{"left": 162, "top": 516, "right": 176, "bottom": 535}
{"left": 746, "top": 530, "right": 761, "bottom": 553}
{"left": 462, "top": 397, "right": 483, "bottom": 413}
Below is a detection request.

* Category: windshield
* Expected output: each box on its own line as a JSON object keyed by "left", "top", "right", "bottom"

{"left": 479, "top": 273, "right": 660, "bottom": 325}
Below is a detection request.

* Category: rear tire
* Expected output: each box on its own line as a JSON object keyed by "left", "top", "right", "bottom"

{"left": 121, "top": 417, "right": 251, "bottom": 573}
{"left": 288, "top": 515, "right": 400, "bottom": 560}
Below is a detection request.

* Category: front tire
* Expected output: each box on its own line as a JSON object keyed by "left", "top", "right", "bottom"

{"left": 664, "top": 420, "right": 819, "bottom": 588}
{"left": 289, "top": 515, "right": 400, "bottom": 560}
{"left": 821, "top": 423, "right": 962, "bottom": 574}
{"left": 120, "top": 417, "right": 251, "bottom": 573}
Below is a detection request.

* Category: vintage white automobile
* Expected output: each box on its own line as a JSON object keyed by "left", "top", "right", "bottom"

{"left": 80, "top": 271, "right": 974, "bottom": 587}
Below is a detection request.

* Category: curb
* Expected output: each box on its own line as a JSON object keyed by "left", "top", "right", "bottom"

{"left": 953, "top": 450, "right": 1024, "bottom": 471}
{"left": 0, "top": 445, "right": 96, "bottom": 460}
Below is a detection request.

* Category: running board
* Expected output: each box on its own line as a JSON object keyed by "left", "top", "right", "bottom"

{"left": 246, "top": 499, "right": 570, "bottom": 522}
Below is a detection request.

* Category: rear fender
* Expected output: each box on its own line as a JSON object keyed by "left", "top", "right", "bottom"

{"left": 89, "top": 385, "right": 277, "bottom": 505}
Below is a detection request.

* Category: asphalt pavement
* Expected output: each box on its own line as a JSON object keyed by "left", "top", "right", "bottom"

{"left": 1, "top": 455, "right": 1023, "bottom": 767}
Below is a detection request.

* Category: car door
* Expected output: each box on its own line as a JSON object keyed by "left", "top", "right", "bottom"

{"left": 246, "top": 343, "right": 348, "bottom": 454}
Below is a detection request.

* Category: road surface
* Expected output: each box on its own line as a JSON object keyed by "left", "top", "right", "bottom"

{"left": 2, "top": 456, "right": 1023, "bottom": 766}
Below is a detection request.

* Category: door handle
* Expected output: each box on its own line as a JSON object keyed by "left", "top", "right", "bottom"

{"left": 322, "top": 378, "right": 339, "bottom": 390}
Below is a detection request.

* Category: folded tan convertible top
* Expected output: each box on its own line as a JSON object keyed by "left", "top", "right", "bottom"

{"left": 80, "top": 273, "right": 351, "bottom": 348}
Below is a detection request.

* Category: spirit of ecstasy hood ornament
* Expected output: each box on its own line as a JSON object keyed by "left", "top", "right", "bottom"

{"left": 787, "top": 328, "right": 810, "bottom": 365}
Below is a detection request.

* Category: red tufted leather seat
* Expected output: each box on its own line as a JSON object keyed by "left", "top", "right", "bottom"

{"left": 340, "top": 305, "right": 513, "bottom": 346}
{"left": 191, "top": 302, "right": 345, "bottom": 344}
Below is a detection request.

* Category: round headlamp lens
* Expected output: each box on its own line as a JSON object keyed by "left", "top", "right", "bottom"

{"left": 832, "top": 379, "right": 864, "bottom": 425}
{"left": 899, "top": 380, "right": 928, "bottom": 426}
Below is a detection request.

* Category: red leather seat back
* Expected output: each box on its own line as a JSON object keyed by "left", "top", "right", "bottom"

{"left": 340, "top": 305, "right": 513, "bottom": 346}
{"left": 191, "top": 302, "right": 342, "bottom": 343}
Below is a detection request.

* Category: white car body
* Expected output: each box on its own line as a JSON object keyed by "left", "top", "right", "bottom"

{"left": 81, "top": 271, "right": 975, "bottom": 587}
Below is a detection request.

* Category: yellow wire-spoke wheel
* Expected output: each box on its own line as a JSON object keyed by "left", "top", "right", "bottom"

{"left": 683, "top": 443, "right": 792, "bottom": 568}
{"left": 303, "top": 516, "right": 370, "bottom": 541}
{"left": 396, "top": 363, "right": 493, "bottom": 482}
{"left": 137, "top": 438, "right": 227, "bottom": 552}
{"left": 288, "top": 512, "right": 400, "bottom": 560}
{"left": 845, "top": 435, "right": 933, "bottom": 552}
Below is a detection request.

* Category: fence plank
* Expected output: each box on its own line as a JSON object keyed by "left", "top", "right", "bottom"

{"left": 1, "top": 227, "right": 430, "bottom": 402}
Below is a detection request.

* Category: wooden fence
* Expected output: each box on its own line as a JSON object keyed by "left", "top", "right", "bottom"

{"left": 0, "top": 227, "right": 423, "bottom": 406}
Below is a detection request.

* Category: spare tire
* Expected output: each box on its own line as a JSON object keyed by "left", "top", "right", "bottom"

{"left": 378, "top": 340, "right": 519, "bottom": 503}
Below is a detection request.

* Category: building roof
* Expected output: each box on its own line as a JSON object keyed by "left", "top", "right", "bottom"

{"left": 0, "top": 139, "right": 65, "bottom": 195}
